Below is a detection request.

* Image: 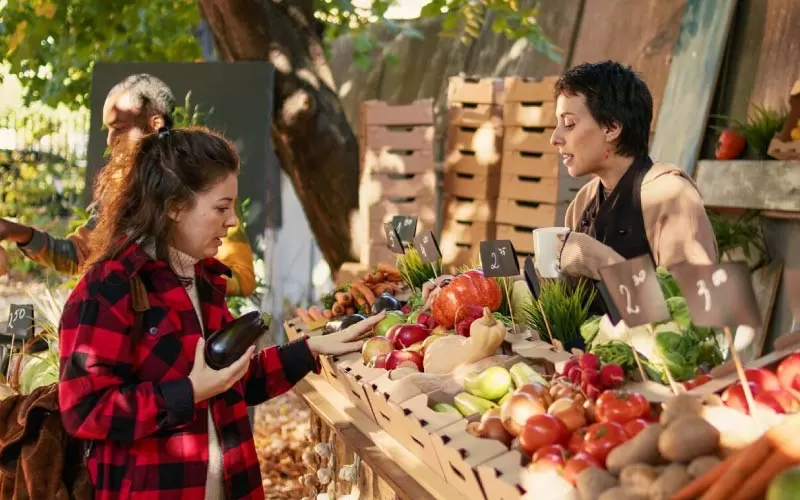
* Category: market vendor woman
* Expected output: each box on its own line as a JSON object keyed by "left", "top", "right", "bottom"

{"left": 550, "top": 61, "right": 718, "bottom": 279}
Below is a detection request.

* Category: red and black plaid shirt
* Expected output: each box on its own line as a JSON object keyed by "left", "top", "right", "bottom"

{"left": 58, "top": 242, "right": 318, "bottom": 499}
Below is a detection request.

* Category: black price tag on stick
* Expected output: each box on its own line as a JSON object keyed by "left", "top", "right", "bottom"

{"left": 670, "top": 262, "right": 761, "bottom": 328}
{"left": 413, "top": 230, "right": 441, "bottom": 264}
{"left": 523, "top": 255, "right": 541, "bottom": 300}
{"left": 384, "top": 223, "right": 405, "bottom": 254}
{"left": 595, "top": 281, "right": 622, "bottom": 325}
{"left": 598, "top": 255, "right": 670, "bottom": 327}
{"left": 391, "top": 215, "right": 418, "bottom": 242}
{"left": 785, "top": 269, "right": 800, "bottom": 319}
{"left": 6, "top": 304, "right": 34, "bottom": 339}
{"left": 480, "top": 240, "right": 519, "bottom": 278}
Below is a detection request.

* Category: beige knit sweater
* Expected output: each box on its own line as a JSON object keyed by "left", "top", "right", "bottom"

{"left": 559, "top": 162, "right": 718, "bottom": 279}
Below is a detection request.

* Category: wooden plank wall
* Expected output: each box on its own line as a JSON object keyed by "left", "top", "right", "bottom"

{"left": 748, "top": 0, "right": 800, "bottom": 112}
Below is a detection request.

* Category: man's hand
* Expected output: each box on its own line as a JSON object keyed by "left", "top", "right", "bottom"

{"left": 0, "top": 218, "right": 34, "bottom": 245}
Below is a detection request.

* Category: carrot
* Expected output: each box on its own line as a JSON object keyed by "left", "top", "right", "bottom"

{"left": 372, "top": 283, "right": 392, "bottom": 297}
{"left": 308, "top": 306, "right": 325, "bottom": 321}
{"left": 335, "top": 292, "right": 347, "bottom": 305}
{"left": 700, "top": 436, "right": 774, "bottom": 500}
{"left": 369, "top": 271, "right": 384, "bottom": 283}
{"left": 331, "top": 303, "right": 345, "bottom": 317}
{"left": 296, "top": 307, "right": 314, "bottom": 324}
{"left": 377, "top": 263, "right": 402, "bottom": 275}
{"left": 350, "top": 281, "right": 376, "bottom": 306}
{"left": 671, "top": 456, "right": 730, "bottom": 500}
{"left": 339, "top": 292, "right": 353, "bottom": 306}
{"left": 322, "top": 309, "right": 333, "bottom": 319}
{"left": 731, "top": 449, "right": 795, "bottom": 500}
{"left": 352, "top": 292, "right": 367, "bottom": 308}
{"left": 345, "top": 306, "right": 356, "bottom": 315}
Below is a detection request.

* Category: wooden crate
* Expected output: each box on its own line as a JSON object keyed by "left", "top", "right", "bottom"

{"left": 495, "top": 199, "right": 566, "bottom": 228}
{"left": 361, "top": 99, "right": 434, "bottom": 126}
{"left": 447, "top": 76, "right": 505, "bottom": 105}
{"left": 362, "top": 171, "right": 437, "bottom": 199}
{"left": 503, "top": 76, "right": 559, "bottom": 103}
{"left": 500, "top": 151, "right": 561, "bottom": 177}
{"left": 498, "top": 173, "right": 585, "bottom": 204}
{"left": 449, "top": 103, "right": 503, "bottom": 127}
{"left": 444, "top": 149, "right": 501, "bottom": 176}
{"left": 503, "top": 127, "right": 557, "bottom": 153}
{"left": 361, "top": 194, "right": 437, "bottom": 243}
{"left": 363, "top": 147, "right": 436, "bottom": 174}
{"left": 440, "top": 219, "right": 496, "bottom": 247}
{"left": 503, "top": 102, "right": 558, "bottom": 128}
{"left": 496, "top": 224, "right": 535, "bottom": 254}
{"left": 443, "top": 170, "right": 500, "bottom": 200}
{"left": 365, "top": 125, "right": 435, "bottom": 151}
{"left": 442, "top": 196, "right": 498, "bottom": 224}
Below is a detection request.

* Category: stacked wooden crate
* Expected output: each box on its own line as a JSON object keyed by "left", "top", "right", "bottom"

{"left": 497, "top": 76, "right": 587, "bottom": 266}
{"left": 359, "top": 99, "right": 437, "bottom": 267}
{"left": 440, "top": 76, "right": 505, "bottom": 271}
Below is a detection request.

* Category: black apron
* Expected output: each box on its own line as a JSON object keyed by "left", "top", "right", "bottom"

{"left": 576, "top": 156, "right": 654, "bottom": 316}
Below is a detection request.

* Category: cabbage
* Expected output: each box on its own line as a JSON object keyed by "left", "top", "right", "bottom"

{"left": 19, "top": 348, "right": 59, "bottom": 395}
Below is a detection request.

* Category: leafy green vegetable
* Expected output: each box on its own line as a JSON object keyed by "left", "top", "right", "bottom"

{"left": 517, "top": 278, "right": 596, "bottom": 344}
{"left": 397, "top": 247, "right": 441, "bottom": 290}
{"left": 580, "top": 315, "right": 601, "bottom": 346}
{"left": 657, "top": 267, "right": 682, "bottom": 299}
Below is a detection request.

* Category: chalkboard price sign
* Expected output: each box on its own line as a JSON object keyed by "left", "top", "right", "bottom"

{"left": 384, "top": 222, "right": 405, "bottom": 254}
{"left": 413, "top": 230, "right": 441, "bottom": 264}
{"left": 523, "top": 255, "right": 541, "bottom": 299}
{"left": 598, "top": 255, "right": 670, "bottom": 327}
{"left": 391, "top": 215, "right": 418, "bottom": 242}
{"left": 670, "top": 262, "right": 760, "bottom": 329}
{"left": 6, "top": 304, "right": 34, "bottom": 339}
{"left": 479, "top": 240, "right": 520, "bottom": 278}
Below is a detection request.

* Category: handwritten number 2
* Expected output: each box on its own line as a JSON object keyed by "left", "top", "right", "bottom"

{"left": 490, "top": 252, "right": 499, "bottom": 270}
{"left": 619, "top": 284, "right": 640, "bottom": 315}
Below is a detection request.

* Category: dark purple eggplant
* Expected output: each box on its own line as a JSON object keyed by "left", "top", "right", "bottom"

{"left": 370, "top": 294, "right": 402, "bottom": 314}
{"left": 204, "top": 311, "right": 272, "bottom": 370}
{"left": 322, "top": 313, "right": 365, "bottom": 335}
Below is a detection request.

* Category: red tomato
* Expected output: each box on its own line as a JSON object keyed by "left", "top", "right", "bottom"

{"left": 722, "top": 382, "right": 762, "bottom": 414}
{"left": 567, "top": 428, "right": 587, "bottom": 454}
{"left": 715, "top": 128, "right": 745, "bottom": 160}
{"left": 745, "top": 368, "right": 782, "bottom": 392}
{"left": 563, "top": 451, "right": 602, "bottom": 485}
{"left": 533, "top": 444, "right": 570, "bottom": 463}
{"left": 777, "top": 353, "right": 800, "bottom": 393}
{"left": 595, "top": 390, "right": 650, "bottom": 424}
{"left": 529, "top": 453, "right": 567, "bottom": 473}
{"left": 519, "top": 414, "right": 568, "bottom": 456}
{"left": 583, "top": 422, "right": 628, "bottom": 465}
{"left": 623, "top": 418, "right": 650, "bottom": 438}
{"left": 682, "top": 374, "right": 712, "bottom": 391}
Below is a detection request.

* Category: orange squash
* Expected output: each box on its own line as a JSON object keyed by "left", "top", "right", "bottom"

{"left": 431, "top": 269, "right": 502, "bottom": 329}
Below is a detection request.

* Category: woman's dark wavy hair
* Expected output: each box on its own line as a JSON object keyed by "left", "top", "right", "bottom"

{"left": 88, "top": 126, "right": 239, "bottom": 271}
{"left": 554, "top": 61, "right": 653, "bottom": 157}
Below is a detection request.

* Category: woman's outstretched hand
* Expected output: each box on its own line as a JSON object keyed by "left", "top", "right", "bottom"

{"left": 188, "top": 338, "right": 255, "bottom": 403}
{"left": 306, "top": 312, "right": 387, "bottom": 356}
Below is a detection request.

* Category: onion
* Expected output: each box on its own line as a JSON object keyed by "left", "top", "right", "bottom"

{"left": 501, "top": 392, "right": 547, "bottom": 436}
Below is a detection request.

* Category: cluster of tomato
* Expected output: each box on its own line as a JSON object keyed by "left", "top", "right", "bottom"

{"left": 525, "top": 389, "right": 652, "bottom": 484}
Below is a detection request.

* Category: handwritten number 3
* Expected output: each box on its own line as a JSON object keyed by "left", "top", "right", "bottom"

{"left": 619, "top": 284, "right": 640, "bottom": 315}
{"left": 697, "top": 280, "right": 712, "bottom": 312}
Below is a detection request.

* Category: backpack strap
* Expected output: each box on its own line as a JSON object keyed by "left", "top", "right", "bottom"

{"left": 129, "top": 275, "right": 150, "bottom": 349}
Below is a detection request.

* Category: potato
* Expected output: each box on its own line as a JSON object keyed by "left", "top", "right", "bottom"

{"left": 619, "top": 464, "right": 660, "bottom": 496}
{"left": 687, "top": 455, "right": 722, "bottom": 478}
{"left": 598, "top": 486, "right": 647, "bottom": 500}
{"left": 659, "top": 394, "right": 703, "bottom": 426}
{"left": 577, "top": 467, "right": 618, "bottom": 500}
{"left": 658, "top": 416, "right": 719, "bottom": 462}
{"left": 648, "top": 464, "right": 692, "bottom": 500}
{"left": 606, "top": 424, "right": 664, "bottom": 474}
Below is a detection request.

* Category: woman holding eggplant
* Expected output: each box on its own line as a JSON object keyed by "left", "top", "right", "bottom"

{"left": 57, "top": 126, "right": 382, "bottom": 500}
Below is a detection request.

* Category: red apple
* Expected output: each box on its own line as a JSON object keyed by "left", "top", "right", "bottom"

{"left": 385, "top": 324, "right": 404, "bottom": 345}
{"left": 385, "top": 350, "right": 424, "bottom": 371}
{"left": 745, "top": 368, "right": 782, "bottom": 392}
{"left": 755, "top": 390, "right": 799, "bottom": 414}
{"left": 361, "top": 337, "right": 394, "bottom": 364}
{"left": 392, "top": 324, "right": 431, "bottom": 349}
{"left": 777, "top": 353, "right": 800, "bottom": 393}
{"left": 372, "top": 353, "right": 389, "bottom": 369}
{"left": 722, "top": 382, "right": 762, "bottom": 414}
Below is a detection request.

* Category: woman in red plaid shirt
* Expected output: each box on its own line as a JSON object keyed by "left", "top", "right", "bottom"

{"left": 57, "top": 127, "right": 384, "bottom": 500}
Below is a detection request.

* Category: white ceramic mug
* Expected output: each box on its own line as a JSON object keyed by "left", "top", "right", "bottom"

{"left": 533, "top": 227, "right": 571, "bottom": 278}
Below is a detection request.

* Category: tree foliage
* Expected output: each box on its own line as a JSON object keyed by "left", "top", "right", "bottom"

{"left": 2, "top": 0, "right": 560, "bottom": 108}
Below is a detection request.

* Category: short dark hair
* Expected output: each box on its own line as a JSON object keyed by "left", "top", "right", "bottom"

{"left": 108, "top": 74, "right": 176, "bottom": 128}
{"left": 554, "top": 61, "right": 653, "bottom": 157}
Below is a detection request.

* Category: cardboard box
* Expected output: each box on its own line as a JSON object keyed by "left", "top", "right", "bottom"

{"left": 445, "top": 149, "right": 501, "bottom": 176}
{"left": 365, "top": 125, "right": 435, "bottom": 150}
{"left": 495, "top": 199, "right": 562, "bottom": 227}
{"left": 431, "top": 420, "right": 508, "bottom": 500}
{"left": 498, "top": 173, "right": 584, "bottom": 205}
{"left": 503, "top": 101, "right": 558, "bottom": 128}
{"left": 362, "top": 171, "right": 437, "bottom": 199}
{"left": 496, "top": 224, "right": 534, "bottom": 254}
{"left": 441, "top": 240, "right": 480, "bottom": 270}
{"left": 361, "top": 99, "right": 434, "bottom": 126}
{"left": 362, "top": 372, "right": 424, "bottom": 435}
{"left": 443, "top": 196, "right": 498, "bottom": 223}
{"left": 501, "top": 151, "right": 561, "bottom": 177}
{"left": 440, "top": 219, "right": 495, "bottom": 246}
{"left": 362, "top": 194, "right": 437, "bottom": 242}
{"left": 339, "top": 359, "right": 387, "bottom": 420}
{"left": 503, "top": 127, "right": 557, "bottom": 153}
{"left": 363, "top": 147, "right": 436, "bottom": 174}
{"left": 448, "top": 125, "right": 503, "bottom": 164}
{"left": 448, "top": 76, "right": 505, "bottom": 105}
{"left": 320, "top": 352, "right": 360, "bottom": 397}
{"left": 394, "top": 391, "right": 470, "bottom": 477}
{"left": 444, "top": 170, "right": 500, "bottom": 200}
{"left": 450, "top": 103, "right": 503, "bottom": 127}
{"left": 503, "top": 76, "right": 559, "bottom": 103}
{"left": 476, "top": 451, "right": 534, "bottom": 500}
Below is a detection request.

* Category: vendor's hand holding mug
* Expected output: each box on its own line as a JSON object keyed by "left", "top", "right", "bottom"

{"left": 533, "top": 227, "right": 571, "bottom": 278}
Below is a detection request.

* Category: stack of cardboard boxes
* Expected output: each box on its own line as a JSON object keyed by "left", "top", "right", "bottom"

{"left": 440, "top": 76, "right": 505, "bottom": 271}
{"left": 358, "top": 99, "right": 438, "bottom": 267}
{"left": 497, "top": 76, "right": 587, "bottom": 267}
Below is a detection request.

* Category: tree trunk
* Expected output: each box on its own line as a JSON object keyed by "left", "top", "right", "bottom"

{"left": 198, "top": 0, "right": 359, "bottom": 272}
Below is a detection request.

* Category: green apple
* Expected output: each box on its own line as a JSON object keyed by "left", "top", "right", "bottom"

{"left": 407, "top": 310, "right": 421, "bottom": 324}
{"left": 374, "top": 312, "right": 406, "bottom": 336}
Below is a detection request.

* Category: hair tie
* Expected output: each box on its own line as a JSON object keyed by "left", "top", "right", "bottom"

{"left": 157, "top": 127, "right": 170, "bottom": 138}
